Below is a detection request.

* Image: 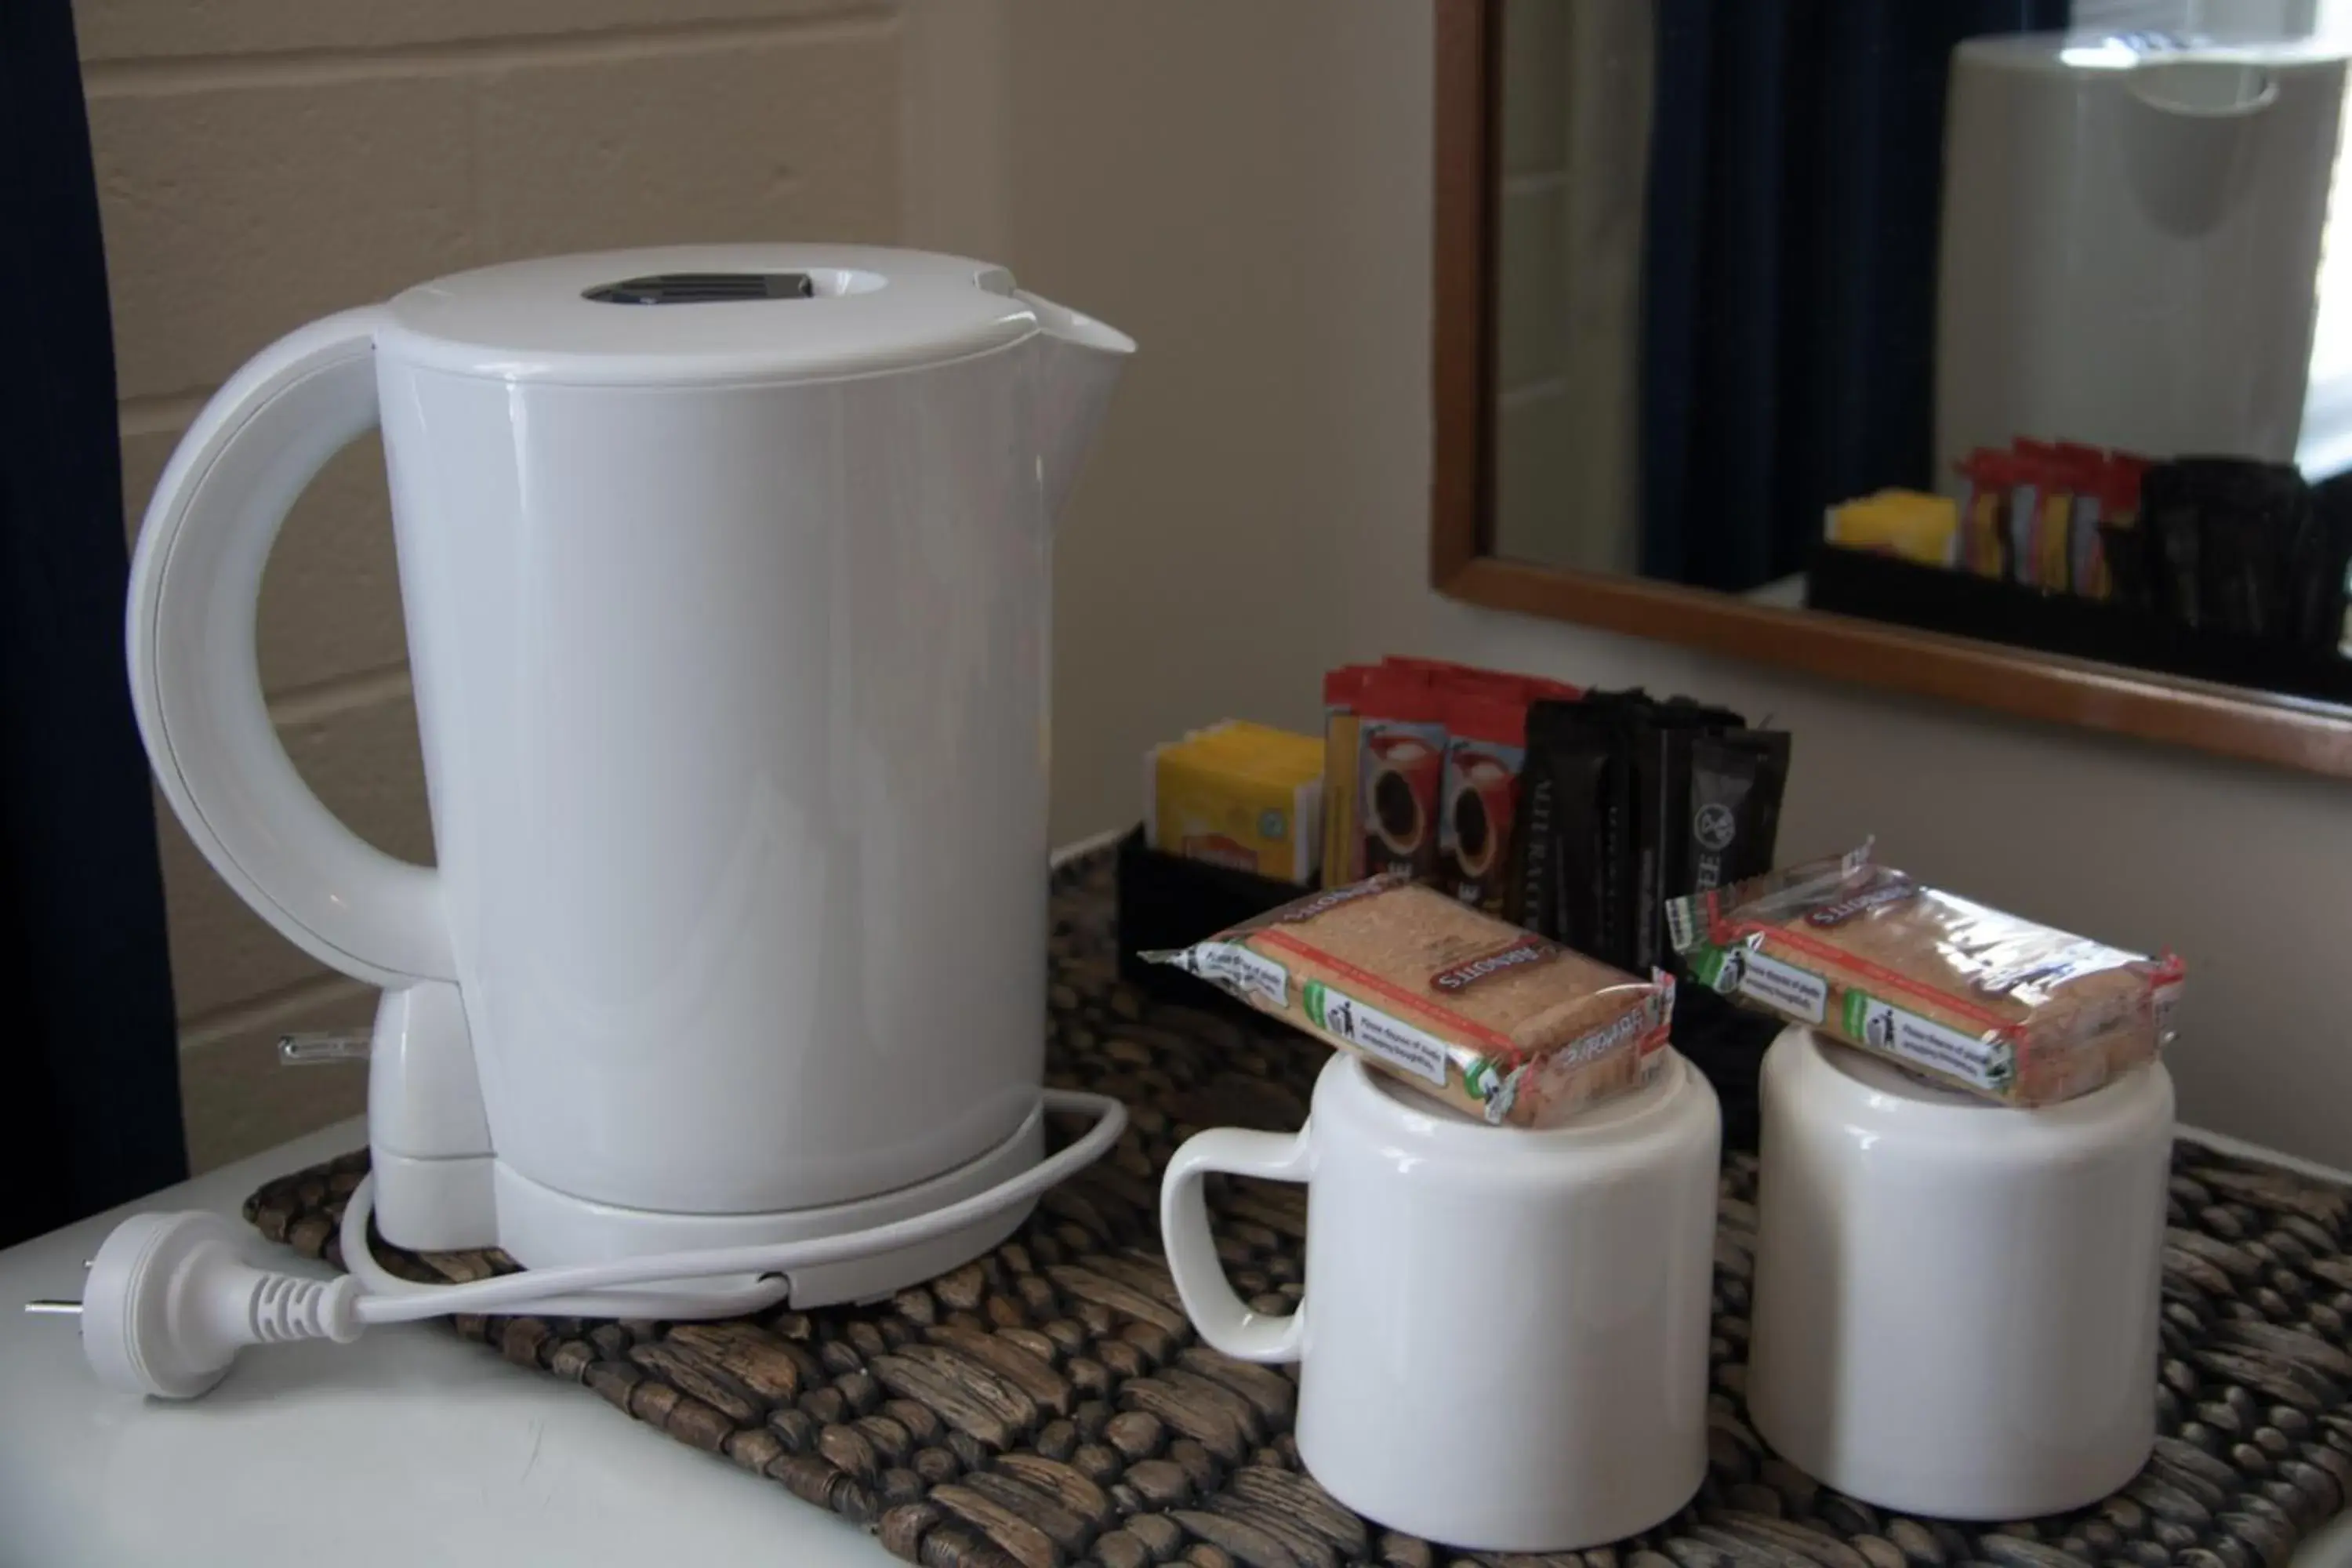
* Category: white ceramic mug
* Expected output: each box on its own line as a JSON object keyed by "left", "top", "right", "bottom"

{"left": 1748, "top": 1028, "right": 2173, "bottom": 1519}
{"left": 1160, "top": 1051, "right": 1722, "bottom": 1552}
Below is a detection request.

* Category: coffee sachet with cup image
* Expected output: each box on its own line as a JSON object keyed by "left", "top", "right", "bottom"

{"left": 1146, "top": 875, "right": 1675, "bottom": 1128}
{"left": 1356, "top": 669, "right": 1449, "bottom": 883}
{"left": 1437, "top": 687, "right": 1528, "bottom": 913}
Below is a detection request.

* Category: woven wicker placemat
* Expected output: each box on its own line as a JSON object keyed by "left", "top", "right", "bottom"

{"left": 246, "top": 849, "right": 2352, "bottom": 1568}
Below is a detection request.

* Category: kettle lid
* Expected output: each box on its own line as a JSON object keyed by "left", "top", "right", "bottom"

{"left": 379, "top": 244, "right": 1042, "bottom": 385}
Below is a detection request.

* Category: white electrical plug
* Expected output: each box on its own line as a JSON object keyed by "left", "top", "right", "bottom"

{"left": 64, "top": 1211, "right": 363, "bottom": 1399}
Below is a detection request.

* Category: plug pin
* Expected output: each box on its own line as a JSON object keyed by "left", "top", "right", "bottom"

{"left": 278, "top": 1031, "right": 370, "bottom": 1065}
{"left": 24, "top": 1301, "right": 82, "bottom": 1316}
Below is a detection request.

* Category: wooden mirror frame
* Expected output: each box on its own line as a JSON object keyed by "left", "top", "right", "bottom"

{"left": 1429, "top": 0, "right": 2352, "bottom": 779}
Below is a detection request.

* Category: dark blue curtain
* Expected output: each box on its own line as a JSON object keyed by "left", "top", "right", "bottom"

{"left": 1639, "top": 0, "right": 2069, "bottom": 592}
{"left": 0, "top": 0, "right": 187, "bottom": 1247}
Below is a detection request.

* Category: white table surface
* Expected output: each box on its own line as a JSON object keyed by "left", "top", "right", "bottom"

{"left": 6, "top": 1118, "right": 2351, "bottom": 1568}
{"left": 0, "top": 1117, "right": 885, "bottom": 1568}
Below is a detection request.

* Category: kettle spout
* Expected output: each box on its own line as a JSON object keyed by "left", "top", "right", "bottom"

{"left": 1019, "top": 291, "right": 1134, "bottom": 521}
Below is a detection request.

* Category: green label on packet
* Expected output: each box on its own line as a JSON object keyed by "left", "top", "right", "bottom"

{"left": 1842, "top": 989, "right": 1871, "bottom": 1037}
{"left": 1305, "top": 978, "right": 1333, "bottom": 1031}
{"left": 1689, "top": 940, "right": 1827, "bottom": 1025}
{"left": 1838, "top": 986, "right": 2016, "bottom": 1094}
{"left": 1304, "top": 979, "right": 1450, "bottom": 1087}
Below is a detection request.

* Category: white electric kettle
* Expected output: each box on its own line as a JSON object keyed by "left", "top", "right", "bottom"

{"left": 126, "top": 245, "right": 1133, "bottom": 1315}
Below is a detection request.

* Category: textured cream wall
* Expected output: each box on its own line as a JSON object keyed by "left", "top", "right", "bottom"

{"left": 82, "top": 0, "right": 904, "bottom": 1170}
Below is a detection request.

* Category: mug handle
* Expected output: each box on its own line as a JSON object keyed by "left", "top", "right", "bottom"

{"left": 125, "top": 307, "right": 452, "bottom": 989}
{"left": 1159, "top": 1124, "right": 1316, "bottom": 1363}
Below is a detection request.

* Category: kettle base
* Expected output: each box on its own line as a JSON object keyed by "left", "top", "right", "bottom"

{"left": 375, "top": 1099, "right": 1047, "bottom": 1311}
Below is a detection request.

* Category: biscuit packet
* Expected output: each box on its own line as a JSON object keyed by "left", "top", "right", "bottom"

{"left": 1145, "top": 875, "right": 1675, "bottom": 1127}
{"left": 1665, "top": 844, "right": 2183, "bottom": 1106}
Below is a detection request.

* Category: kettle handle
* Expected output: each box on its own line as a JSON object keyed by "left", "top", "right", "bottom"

{"left": 125, "top": 307, "right": 452, "bottom": 988}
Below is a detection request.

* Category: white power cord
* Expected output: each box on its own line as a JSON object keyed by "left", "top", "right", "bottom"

{"left": 43, "top": 1088, "right": 1125, "bottom": 1399}
{"left": 337, "top": 1197, "right": 794, "bottom": 1321}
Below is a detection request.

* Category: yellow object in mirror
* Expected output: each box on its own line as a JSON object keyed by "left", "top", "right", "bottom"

{"left": 1825, "top": 491, "right": 1959, "bottom": 569}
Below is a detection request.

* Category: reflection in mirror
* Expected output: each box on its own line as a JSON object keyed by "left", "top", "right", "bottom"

{"left": 1490, "top": 0, "right": 2352, "bottom": 704}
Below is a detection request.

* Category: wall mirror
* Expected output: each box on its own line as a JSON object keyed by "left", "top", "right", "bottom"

{"left": 1432, "top": 0, "right": 2352, "bottom": 775}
